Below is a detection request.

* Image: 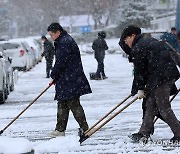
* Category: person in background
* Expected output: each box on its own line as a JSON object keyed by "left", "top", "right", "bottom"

{"left": 176, "top": 31, "right": 180, "bottom": 53}
{"left": 120, "top": 25, "right": 180, "bottom": 143}
{"left": 41, "top": 36, "right": 55, "bottom": 78}
{"left": 160, "top": 27, "right": 178, "bottom": 50}
{"left": 47, "top": 23, "right": 92, "bottom": 137}
{"left": 92, "top": 31, "right": 108, "bottom": 80}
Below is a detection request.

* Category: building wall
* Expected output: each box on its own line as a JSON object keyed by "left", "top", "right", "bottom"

{"left": 150, "top": 15, "right": 175, "bottom": 31}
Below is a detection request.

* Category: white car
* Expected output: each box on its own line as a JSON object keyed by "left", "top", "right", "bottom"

{"left": 1, "top": 50, "right": 14, "bottom": 92}
{"left": 0, "top": 53, "right": 7, "bottom": 104}
{"left": 0, "top": 48, "right": 14, "bottom": 104}
{"left": 9, "top": 38, "right": 38, "bottom": 66}
{"left": 0, "top": 41, "right": 33, "bottom": 71}
{"left": 21, "top": 41, "right": 36, "bottom": 67}
{"left": 25, "top": 37, "right": 43, "bottom": 63}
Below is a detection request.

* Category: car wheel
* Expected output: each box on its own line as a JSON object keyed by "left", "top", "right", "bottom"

{"left": 0, "top": 80, "right": 6, "bottom": 104}
{"left": 4, "top": 87, "right": 8, "bottom": 99}
{"left": 0, "top": 91, "right": 5, "bottom": 104}
{"left": 10, "top": 82, "right": 14, "bottom": 92}
{"left": 22, "top": 65, "right": 27, "bottom": 72}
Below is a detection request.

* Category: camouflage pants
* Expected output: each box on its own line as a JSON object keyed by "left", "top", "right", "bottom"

{"left": 55, "top": 97, "right": 89, "bottom": 132}
{"left": 139, "top": 79, "right": 180, "bottom": 137}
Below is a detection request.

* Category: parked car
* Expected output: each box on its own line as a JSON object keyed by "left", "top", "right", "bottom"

{"left": 1, "top": 50, "right": 14, "bottom": 92}
{"left": 0, "top": 41, "right": 33, "bottom": 71}
{"left": 9, "top": 38, "right": 41, "bottom": 66}
{"left": 21, "top": 41, "right": 36, "bottom": 67}
{"left": 0, "top": 52, "right": 7, "bottom": 104}
{"left": 0, "top": 48, "right": 14, "bottom": 104}
{"left": 25, "top": 37, "right": 43, "bottom": 63}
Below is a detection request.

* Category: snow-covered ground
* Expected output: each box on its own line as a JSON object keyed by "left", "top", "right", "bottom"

{"left": 0, "top": 46, "right": 180, "bottom": 153}
{"left": 79, "top": 38, "right": 122, "bottom": 54}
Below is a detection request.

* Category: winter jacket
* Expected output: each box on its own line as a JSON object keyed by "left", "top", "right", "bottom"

{"left": 92, "top": 36, "right": 108, "bottom": 61}
{"left": 130, "top": 34, "right": 180, "bottom": 96}
{"left": 50, "top": 31, "right": 92, "bottom": 101}
{"left": 160, "top": 32, "right": 178, "bottom": 50}
{"left": 42, "top": 40, "right": 55, "bottom": 61}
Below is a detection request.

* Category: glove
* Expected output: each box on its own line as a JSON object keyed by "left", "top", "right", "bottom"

{"left": 49, "top": 79, "right": 55, "bottom": 86}
{"left": 136, "top": 90, "right": 145, "bottom": 99}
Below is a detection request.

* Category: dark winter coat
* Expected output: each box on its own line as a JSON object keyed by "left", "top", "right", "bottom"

{"left": 130, "top": 34, "right": 180, "bottom": 96}
{"left": 92, "top": 36, "right": 108, "bottom": 61}
{"left": 42, "top": 40, "right": 55, "bottom": 61}
{"left": 50, "top": 31, "right": 92, "bottom": 101}
{"left": 160, "top": 32, "right": 178, "bottom": 50}
{"left": 176, "top": 41, "right": 180, "bottom": 53}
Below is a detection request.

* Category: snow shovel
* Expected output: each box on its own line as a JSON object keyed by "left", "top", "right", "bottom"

{"left": 79, "top": 96, "right": 138, "bottom": 144}
{"left": 153, "top": 88, "right": 180, "bottom": 124}
{"left": 84, "top": 94, "right": 131, "bottom": 135}
{"left": 0, "top": 80, "right": 55, "bottom": 135}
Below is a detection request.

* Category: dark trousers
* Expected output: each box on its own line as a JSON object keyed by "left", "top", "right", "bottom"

{"left": 96, "top": 59, "right": 105, "bottom": 78}
{"left": 46, "top": 59, "right": 53, "bottom": 77}
{"left": 55, "top": 97, "right": 89, "bottom": 132}
{"left": 139, "top": 79, "right": 180, "bottom": 137}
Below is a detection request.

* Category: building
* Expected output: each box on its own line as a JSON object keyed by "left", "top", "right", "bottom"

{"left": 59, "top": 14, "right": 107, "bottom": 33}
{"left": 150, "top": 13, "right": 175, "bottom": 32}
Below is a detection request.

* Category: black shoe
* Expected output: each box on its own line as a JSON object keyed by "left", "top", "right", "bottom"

{"left": 94, "top": 77, "right": 102, "bottom": 80}
{"left": 46, "top": 74, "right": 50, "bottom": 78}
{"left": 129, "top": 133, "right": 150, "bottom": 143}
{"left": 78, "top": 128, "right": 89, "bottom": 144}
{"left": 130, "top": 133, "right": 144, "bottom": 142}
{"left": 102, "top": 76, "right": 108, "bottom": 79}
{"left": 170, "top": 136, "right": 180, "bottom": 144}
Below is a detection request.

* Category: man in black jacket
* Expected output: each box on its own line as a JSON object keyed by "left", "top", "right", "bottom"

{"left": 47, "top": 23, "right": 92, "bottom": 137}
{"left": 92, "top": 31, "right": 108, "bottom": 79}
{"left": 120, "top": 25, "right": 180, "bottom": 143}
{"left": 41, "top": 36, "right": 55, "bottom": 78}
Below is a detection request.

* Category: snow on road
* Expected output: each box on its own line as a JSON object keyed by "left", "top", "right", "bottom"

{"left": 0, "top": 54, "right": 180, "bottom": 154}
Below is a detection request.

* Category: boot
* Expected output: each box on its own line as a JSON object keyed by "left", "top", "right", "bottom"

{"left": 46, "top": 72, "right": 50, "bottom": 78}
{"left": 78, "top": 128, "right": 89, "bottom": 143}
{"left": 49, "top": 130, "right": 65, "bottom": 137}
{"left": 129, "top": 132, "right": 150, "bottom": 143}
{"left": 102, "top": 76, "right": 108, "bottom": 79}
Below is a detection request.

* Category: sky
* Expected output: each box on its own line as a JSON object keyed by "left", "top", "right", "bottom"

{"left": 0, "top": 38, "right": 180, "bottom": 154}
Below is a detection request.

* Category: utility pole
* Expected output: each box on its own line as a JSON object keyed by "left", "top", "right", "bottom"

{"left": 176, "top": 0, "right": 180, "bottom": 32}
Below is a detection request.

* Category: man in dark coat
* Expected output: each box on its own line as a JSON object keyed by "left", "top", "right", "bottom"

{"left": 41, "top": 36, "right": 55, "bottom": 78}
{"left": 92, "top": 31, "right": 108, "bottom": 79}
{"left": 160, "top": 27, "right": 178, "bottom": 50}
{"left": 120, "top": 25, "right": 180, "bottom": 143}
{"left": 47, "top": 23, "right": 92, "bottom": 137}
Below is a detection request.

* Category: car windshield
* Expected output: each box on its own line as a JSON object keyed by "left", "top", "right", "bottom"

{"left": 21, "top": 42, "right": 30, "bottom": 50}
{"left": 0, "top": 43, "right": 20, "bottom": 50}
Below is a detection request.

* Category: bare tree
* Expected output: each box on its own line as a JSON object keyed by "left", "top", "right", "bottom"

{"left": 6, "top": 0, "right": 120, "bottom": 36}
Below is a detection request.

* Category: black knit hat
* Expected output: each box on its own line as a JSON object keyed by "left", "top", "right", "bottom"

{"left": 41, "top": 36, "right": 47, "bottom": 40}
{"left": 121, "top": 25, "right": 141, "bottom": 40}
{"left": 98, "top": 31, "right": 106, "bottom": 38}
